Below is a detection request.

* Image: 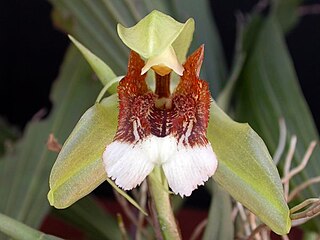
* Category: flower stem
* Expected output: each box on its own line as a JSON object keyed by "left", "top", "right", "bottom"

{"left": 148, "top": 166, "right": 181, "bottom": 240}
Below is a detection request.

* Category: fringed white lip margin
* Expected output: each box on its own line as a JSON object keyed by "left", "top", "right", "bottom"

{"left": 103, "top": 135, "right": 217, "bottom": 197}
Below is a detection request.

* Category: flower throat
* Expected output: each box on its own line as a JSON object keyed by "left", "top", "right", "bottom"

{"left": 154, "top": 73, "right": 172, "bottom": 110}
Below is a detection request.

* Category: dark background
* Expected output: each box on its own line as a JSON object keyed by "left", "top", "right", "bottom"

{"left": 0, "top": 0, "right": 319, "bottom": 208}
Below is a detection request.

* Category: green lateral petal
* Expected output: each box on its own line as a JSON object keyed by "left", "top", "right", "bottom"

{"left": 117, "top": 10, "right": 194, "bottom": 61}
{"left": 48, "top": 94, "right": 146, "bottom": 214}
{"left": 69, "top": 35, "right": 117, "bottom": 86}
{"left": 208, "top": 100, "right": 291, "bottom": 235}
{"left": 48, "top": 94, "right": 118, "bottom": 208}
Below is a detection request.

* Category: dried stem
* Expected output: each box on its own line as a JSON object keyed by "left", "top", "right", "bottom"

{"left": 281, "top": 235, "right": 290, "bottom": 240}
{"left": 46, "top": 133, "right": 62, "bottom": 153}
{"left": 253, "top": 0, "right": 269, "bottom": 13}
{"left": 290, "top": 198, "right": 319, "bottom": 214}
{"left": 117, "top": 213, "right": 129, "bottom": 240}
{"left": 283, "top": 136, "right": 297, "bottom": 200}
{"left": 298, "top": 4, "right": 320, "bottom": 16}
{"left": 261, "top": 229, "right": 270, "bottom": 240}
{"left": 288, "top": 176, "right": 320, "bottom": 202}
{"left": 248, "top": 213, "right": 261, "bottom": 240}
{"left": 282, "top": 141, "right": 317, "bottom": 184}
{"left": 237, "top": 202, "right": 251, "bottom": 237}
{"left": 291, "top": 199, "right": 320, "bottom": 226}
{"left": 190, "top": 219, "right": 208, "bottom": 240}
{"left": 290, "top": 199, "right": 320, "bottom": 220}
{"left": 247, "top": 224, "right": 267, "bottom": 240}
{"left": 148, "top": 196, "right": 163, "bottom": 240}
{"left": 113, "top": 189, "right": 150, "bottom": 238}
{"left": 273, "top": 118, "right": 287, "bottom": 165}
{"left": 114, "top": 189, "right": 138, "bottom": 223}
{"left": 231, "top": 206, "right": 239, "bottom": 222}
{"left": 136, "top": 181, "right": 148, "bottom": 240}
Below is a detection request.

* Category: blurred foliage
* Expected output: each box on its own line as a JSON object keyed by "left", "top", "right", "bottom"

{"left": 0, "top": 47, "right": 101, "bottom": 239}
{"left": 0, "top": 118, "right": 19, "bottom": 157}
{"left": 51, "top": 196, "right": 121, "bottom": 240}
{"left": 233, "top": 5, "right": 320, "bottom": 232}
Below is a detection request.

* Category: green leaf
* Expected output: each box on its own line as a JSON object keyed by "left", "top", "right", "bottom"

{"left": 0, "top": 47, "right": 101, "bottom": 231}
{"left": 117, "top": 10, "right": 194, "bottom": 61}
{"left": 272, "top": 0, "right": 302, "bottom": 32}
{"left": 202, "top": 181, "right": 234, "bottom": 240}
{"left": 52, "top": 196, "right": 121, "bottom": 240}
{"left": 217, "top": 14, "right": 264, "bottom": 111}
{"left": 234, "top": 16, "right": 320, "bottom": 218}
{"left": 69, "top": 35, "right": 117, "bottom": 86}
{"left": 208, "top": 99, "right": 291, "bottom": 235}
{"left": 50, "top": 0, "right": 129, "bottom": 75}
{"left": 0, "top": 212, "right": 62, "bottom": 240}
{"left": 48, "top": 94, "right": 117, "bottom": 208}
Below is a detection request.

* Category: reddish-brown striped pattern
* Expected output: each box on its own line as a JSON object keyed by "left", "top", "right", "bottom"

{"left": 114, "top": 46, "right": 211, "bottom": 147}
{"left": 172, "top": 45, "right": 211, "bottom": 146}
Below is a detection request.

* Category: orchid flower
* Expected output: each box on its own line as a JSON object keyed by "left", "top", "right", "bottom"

{"left": 48, "top": 10, "right": 291, "bottom": 235}
{"left": 103, "top": 11, "right": 216, "bottom": 196}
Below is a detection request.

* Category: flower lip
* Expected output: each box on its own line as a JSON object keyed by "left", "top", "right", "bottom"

{"left": 103, "top": 45, "right": 217, "bottom": 197}
{"left": 104, "top": 135, "right": 218, "bottom": 197}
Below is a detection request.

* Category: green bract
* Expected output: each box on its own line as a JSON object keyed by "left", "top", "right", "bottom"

{"left": 117, "top": 10, "right": 194, "bottom": 62}
{"left": 68, "top": 35, "right": 117, "bottom": 87}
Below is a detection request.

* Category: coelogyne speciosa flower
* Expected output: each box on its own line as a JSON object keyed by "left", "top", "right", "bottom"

{"left": 103, "top": 46, "right": 217, "bottom": 197}
{"left": 48, "top": 10, "right": 291, "bottom": 235}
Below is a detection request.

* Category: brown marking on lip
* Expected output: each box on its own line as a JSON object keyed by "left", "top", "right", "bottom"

{"left": 113, "top": 46, "right": 211, "bottom": 147}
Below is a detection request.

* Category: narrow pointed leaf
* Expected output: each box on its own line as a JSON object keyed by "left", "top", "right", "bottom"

{"left": 69, "top": 35, "right": 117, "bottom": 86}
{"left": 272, "top": 0, "right": 302, "bottom": 32}
{"left": 208, "top": 99, "right": 291, "bottom": 235}
{"left": 0, "top": 213, "right": 62, "bottom": 240}
{"left": 105, "top": 178, "right": 148, "bottom": 216}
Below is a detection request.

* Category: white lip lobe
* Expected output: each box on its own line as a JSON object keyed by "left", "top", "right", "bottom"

{"left": 103, "top": 135, "right": 218, "bottom": 197}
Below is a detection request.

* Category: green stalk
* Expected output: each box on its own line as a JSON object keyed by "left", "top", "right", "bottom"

{"left": 148, "top": 166, "right": 181, "bottom": 240}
